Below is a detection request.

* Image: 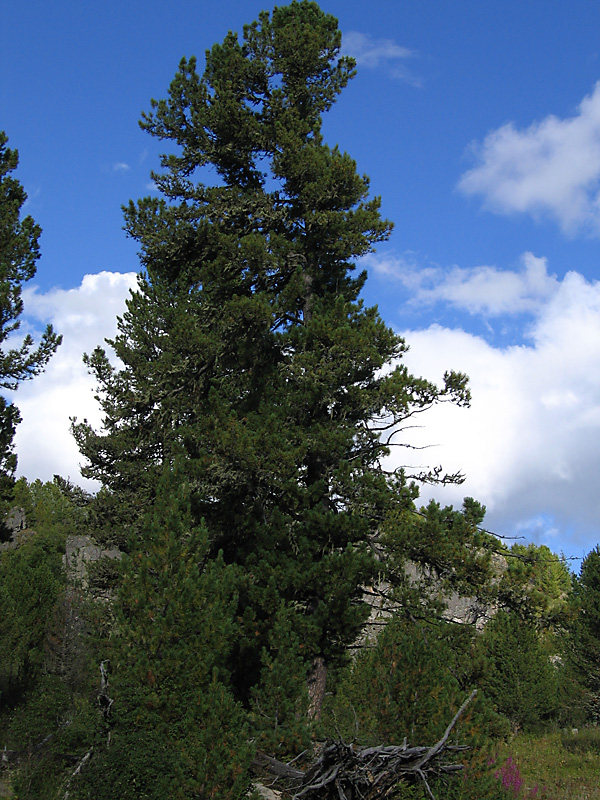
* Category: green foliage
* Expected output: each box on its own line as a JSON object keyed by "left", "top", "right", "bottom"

{"left": 82, "top": 485, "right": 136, "bottom": 551}
{"left": 498, "top": 543, "right": 572, "bottom": 624}
{"left": 114, "top": 467, "right": 239, "bottom": 708}
{"left": 0, "top": 132, "right": 62, "bottom": 494}
{"left": 0, "top": 21, "right": 591, "bottom": 790}
{"left": 0, "top": 529, "right": 65, "bottom": 704}
{"left": 497, "top": 731, "right": 600, "bottom": 800}
{"left": 425, "top": 765, "right": 525, "bottom": 800}
{"left": 382, "top": 497, "right": 497, "bottom": 619}
{"left": 73, "top": 679, "right": 254, "bottom": 800}
{"left": 568, "top": 545, "right": 600, "bottom": 722}
{"left": 72, "top": 1, "right": 471, "bottom": 723}
{"left": 0, "top": 397, "right": 19, "bottom": 508}
{"left": 0, "top": 476, "right": 104, "bottom": 800}
{"left": 76, "top": 465, "right": 254, "bottom": 799}
{"left": 324, "top": 616, "right": 499, "bottom": 747}
{"left": 3, "top": 673, "right": 70, "bottom": 751}
{"left": 7, "top": 673, "right": 100, "bottom": 800}
{"left": 320, "top": 615, "right": 511, "bottom": 800}
{"left": 0, "top": 528, "right": 101, "bottom": 800}
{"left": 561, "top": 726, "right": 600, "bottom": 755}
{"left": 475, "top": 610, "right": 559, "bottom": 731}
{"left": 12, "top": 475, "right": 91, "bottom": 536}
{"left": 249, "top": 603, "right": 312, "bottom": 756}
{"left": 68, "top": 727, "right": 176, "bottom": 800}
{"left": 84, "top": 554, "right": 122, "bottom": 592}
{"left": 329, "top": 619, "right": 459, "bottom": 744}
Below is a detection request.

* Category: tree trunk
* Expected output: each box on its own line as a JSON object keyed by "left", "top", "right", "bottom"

{"left": 307, "top": 655, "right": 327, "bottom": 720}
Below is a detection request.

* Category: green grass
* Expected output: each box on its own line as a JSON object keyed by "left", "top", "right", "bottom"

{"left": 2, "top": 730, "right": 599, "bottom": 800}
{"left": 0, "top": 774, "right": 14, "bottom": 799}
{"left": 496, "top": 730, "right": 600, "bottom": 799}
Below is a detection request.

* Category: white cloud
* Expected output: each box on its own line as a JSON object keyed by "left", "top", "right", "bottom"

{"left": 342, "top": 32, "right": 420, "bottom": 85}
{"left": 458, "top": 82, "right": 600, "bottom": 235}
{"left": 113, "top": 162, "right": 130, "bottom": 172}
{"left": 6, "top": 272, "right": 138, "bottom": 489}
{"left": 387, "top": 259, "right": 600, "bottom": 554}
{"left": 366, "top": 251, "right": 559, "bottom": 316}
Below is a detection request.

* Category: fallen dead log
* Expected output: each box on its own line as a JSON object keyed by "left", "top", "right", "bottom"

{"left": 253, "top": 689, "right": 477, "bottom": 800}
{"left": 253, "top": 751, "right": 305, "bottom": 784}
{"left": 1, "top": 729, "right": 63, "bottom": 766}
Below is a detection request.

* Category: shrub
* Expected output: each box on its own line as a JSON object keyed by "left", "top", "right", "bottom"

{"left": 476, "top": 611, "right": 559, "bottom": 731}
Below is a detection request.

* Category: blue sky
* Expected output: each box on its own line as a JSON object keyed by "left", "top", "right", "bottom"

{"left": 3, "top": 0, "right": 600, "bottom": 562}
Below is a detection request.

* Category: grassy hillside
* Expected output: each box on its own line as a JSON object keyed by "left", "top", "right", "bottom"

{"left": 495, "top": 730, "right": 600, "bottom": 799}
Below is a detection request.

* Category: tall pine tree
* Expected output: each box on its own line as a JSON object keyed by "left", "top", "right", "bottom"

{"left": 73, "top": 1, "right": 470, "bottom": 715}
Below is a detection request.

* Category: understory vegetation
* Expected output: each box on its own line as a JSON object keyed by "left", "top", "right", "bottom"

{"left": 1, "top": 2, "right": 600, "bottom": 798}
{"left": 1, "top": 476, "right": 598, "bottom": 799}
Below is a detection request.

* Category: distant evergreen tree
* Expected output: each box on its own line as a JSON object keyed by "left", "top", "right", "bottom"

{"left": 496, "top": 542, "right": 572, "bottom": 625}
{"left": 0, "top": 132, "right": 61, "bottom": 499}
{"left": 476, "top": 610, "right": 559, "bottom": 731}
{"left": 0, "top": 529, "right": 65, "bottom": 706}
{"left": 569, "top": 545, "right": 600, "bottom": 722}
{"left": 12, "top": 475, "right": 91, "bottom": 536}
{"left": 73, "top": 0, "right": 471, "bottom": 718}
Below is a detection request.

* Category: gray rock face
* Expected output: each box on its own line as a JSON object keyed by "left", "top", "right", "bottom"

{"left": 64, "top": 535, "right": 122, "bottom": 589}
{"left": 358, "top": 554, "right": 507, "bottom": 647}
{"left": 0, "top": 507, "right": 33, "bottom": 552}
{"left": 4, "top": 506, "right": 26, "bottom": 534}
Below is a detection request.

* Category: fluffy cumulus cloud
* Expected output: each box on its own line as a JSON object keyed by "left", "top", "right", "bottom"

{"left": 458, "top": 82, "right": 600, "bottom": 235}
{"left": 6, "top": 272, "right": 138, "bottom": 489}
{"left": 383, "top": 256, "right": 600, "bottom": 555}
{"left": 342, "top": 32, "right": 420, "bottom": 85}
{"left": 368, "top": 251, "right": 559, "bottom": 316}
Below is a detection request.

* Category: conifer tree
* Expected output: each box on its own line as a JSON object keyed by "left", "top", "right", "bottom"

{"left": 495, "top": 542, "right": 572, "bottom": 625}
{"left": 331, "top": 616, "right": 468, "bottom": 746}
{"left": 0, "top": 133, "right": 62, "bottom": 497}
{"left": 73, "top": 0, "right": 470, "bottom": 714}
{"left": 249, "top": 603, "right": 312, "bottom": 756}
{"left": 0, "top": 528, "right": 65, "bottom": 705}
{"left": 475, "top": 610, "right": 559, "bottom": 731}
{"left": 76, "top": 466, "right": 253, "bottom": 799}
{"left": 569, "top": 545, "right": 600, "bottom": 722}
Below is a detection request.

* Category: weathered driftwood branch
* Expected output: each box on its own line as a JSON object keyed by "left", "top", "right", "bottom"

{"left": 253, "top": 689, "right": 477, "bottom": 800}
{"left": 62, "top": 747, "right": 93, "bottom": 800}
{"left": 98, "top": 659, "right": 113, "bottom": 719}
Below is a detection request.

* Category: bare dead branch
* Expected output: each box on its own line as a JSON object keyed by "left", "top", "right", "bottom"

{"left": 253, "top": 691, "right": 477, "bottom": 800}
